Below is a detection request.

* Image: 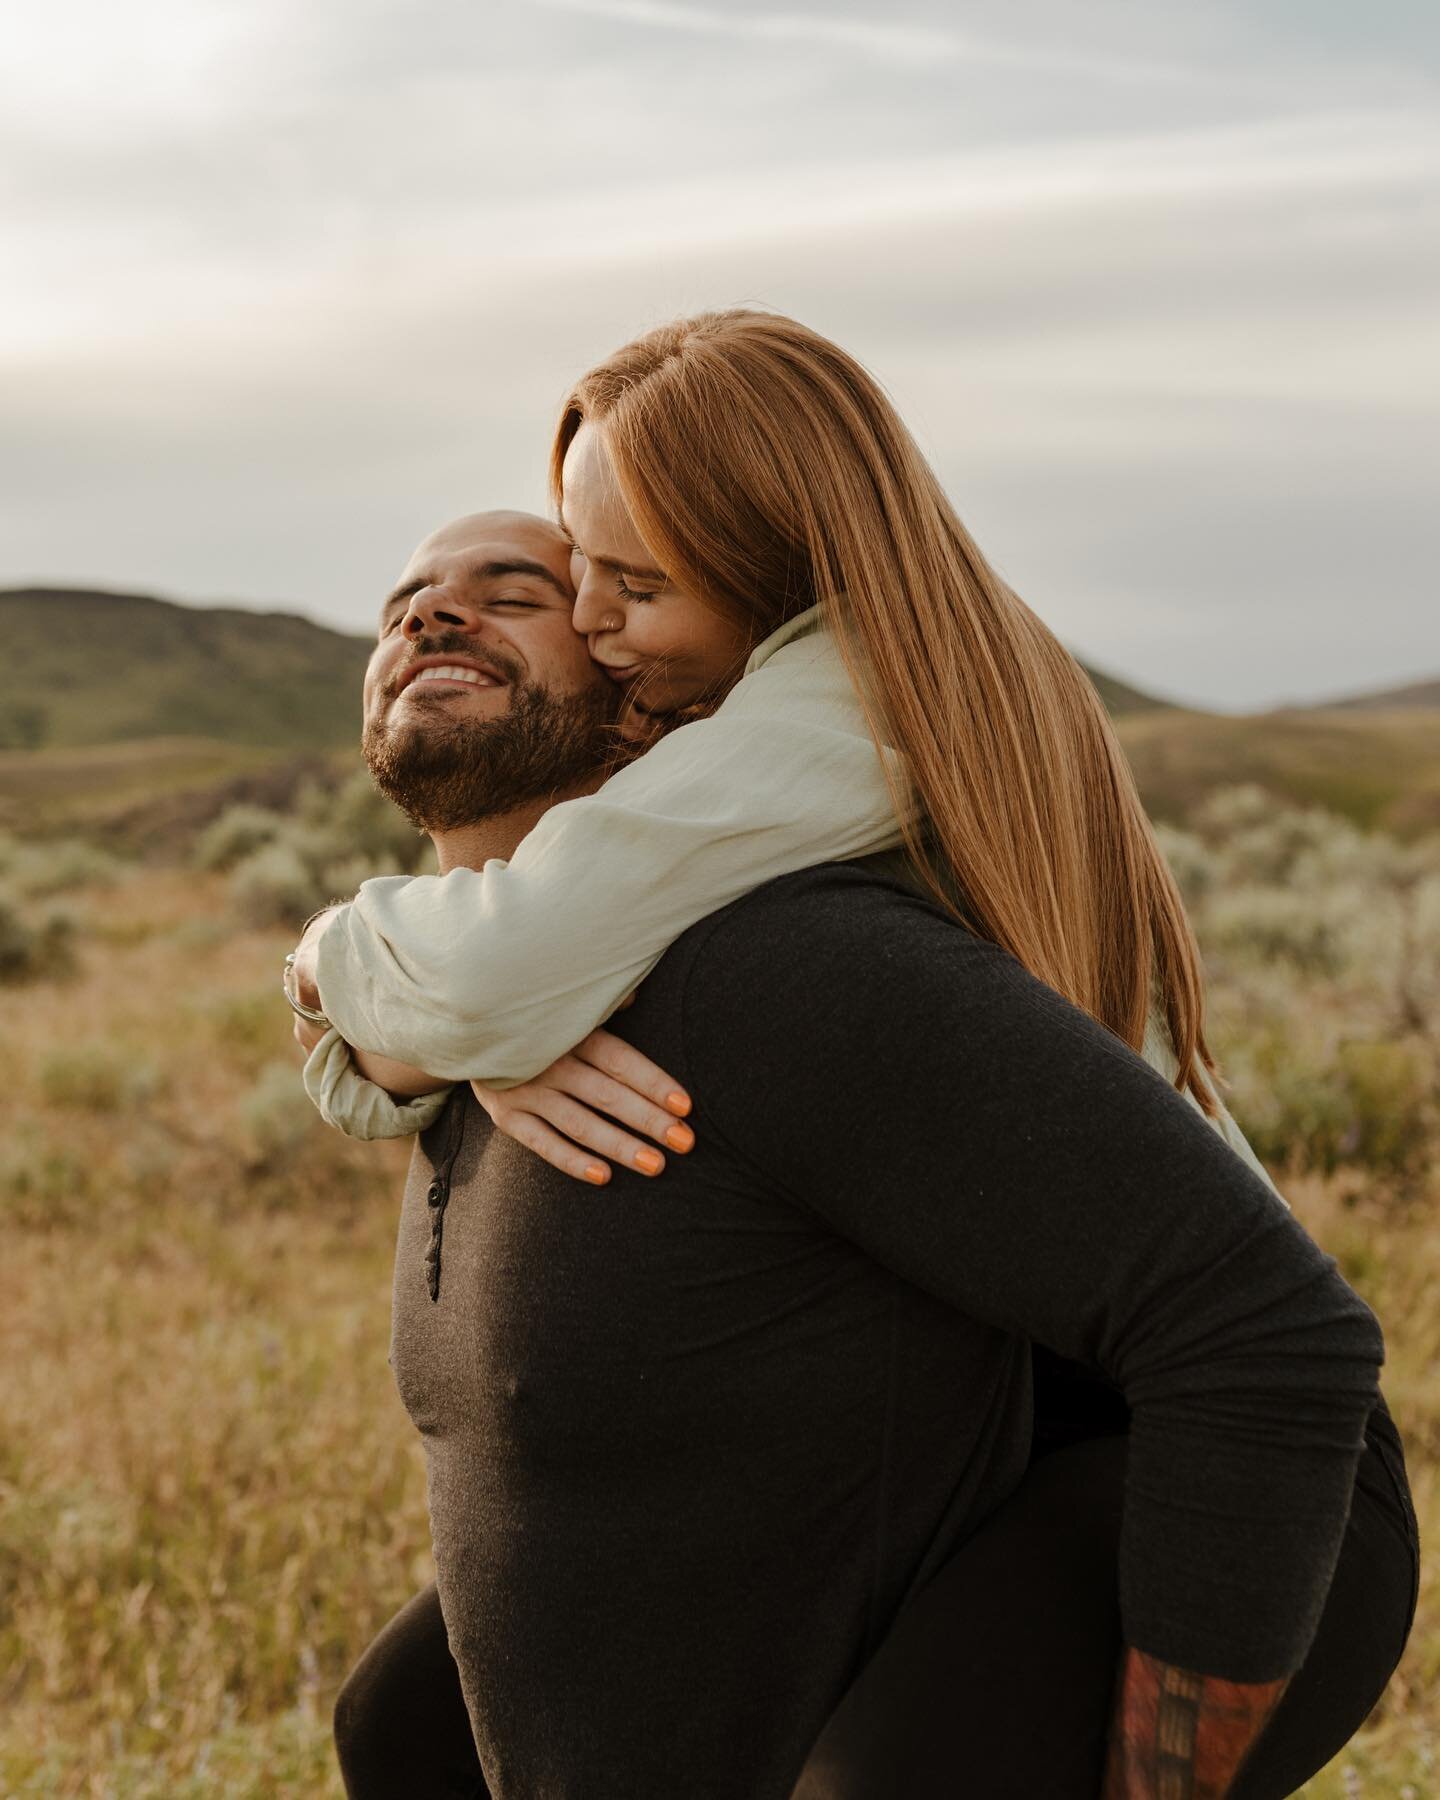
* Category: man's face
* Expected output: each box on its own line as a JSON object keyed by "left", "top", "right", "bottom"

{"left": 363, "top": 511, "right": 618, "bottom": 831}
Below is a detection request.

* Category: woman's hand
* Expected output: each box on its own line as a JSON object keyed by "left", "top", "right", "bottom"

{"left": 288, "top": 907, "right": 343, "bottom": 1056}
{"left": 293, "top": 1013, "right": 329, "bottom": 1056}
{"left": 471, "top": 1028, "right": 694, "bottom": 1185}
{"left": 288, "top": 905, "right": 343, "bottom": 1011}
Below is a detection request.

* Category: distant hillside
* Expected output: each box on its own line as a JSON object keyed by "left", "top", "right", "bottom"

{"left": 5, "top": 586, "right": 1440, "bottom": 849}
{"left": 0, "top": 736, "right": 353, "bottom": 845}
{"left": 0, "top": 588, "right": 372, "bottom": 752}
{"left": 1085, "top": 666, "right": 1176, "bottom": 717}
{"left": 1114, "top": 705, "right": 1440, "bottom": 836}
{"left": 0, "top": 585, "right": 1177, "bottom": 756}
{"left": 1299, "top": 675, "right": 1440, "bottom": 712}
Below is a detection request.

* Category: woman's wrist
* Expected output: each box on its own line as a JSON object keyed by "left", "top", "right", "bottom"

{"left": 284, "top": 902, "right": 347, "bottom": 1021}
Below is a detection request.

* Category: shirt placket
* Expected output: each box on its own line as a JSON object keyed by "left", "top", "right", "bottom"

{"left": 423, "top": 1101, "right": 467, "bottom": 1303}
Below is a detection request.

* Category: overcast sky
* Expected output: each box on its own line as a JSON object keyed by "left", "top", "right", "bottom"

{"left": 4, "top": 0, "right": 1437, "bottom": 710}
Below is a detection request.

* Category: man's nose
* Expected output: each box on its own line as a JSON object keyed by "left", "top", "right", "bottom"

{"left": 571, "top": 568, "right": 622, "bottom": 637}
{"left": 402, "top": 584, "right": 482, "bottom": 638}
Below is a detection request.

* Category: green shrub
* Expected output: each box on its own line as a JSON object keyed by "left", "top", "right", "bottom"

{"left": 1221, "top": 1028, "right": 1356, "bottom": 1175}
{"left": 1185, "top": 790, "right": 1440, "bottom": 1050}
{"left": 237, "top": 1060, "right": 320, "bottom": 1164}
{"left": 1190, "top": 783, "right": 1276, "bottom": 838}
{"left": 316, "top": 853, "right": 405, "bottom": 901}
{"left": 193, "top": 805, "right": 290, "bottom": 873}
{"left": 226, "top": 832, "right": 412, "bottom": 930}
{"left": 1153, "top": 822, "right": 1214, "bottom": 906}
{"left": 0, "top": 1131, "right": 94, "bottom": 1227}
{"left": 216, "top": 769, "right": 426, "bottom": 930}
{"left": 1220, "top": 1025, "right": 1435, "bottom": 1185}
{"left": 0, "top": 887, "right": 75, "bottom": 983}
{"left": 0, "top": 835, "right": 125, "bottom": 898}
{"left": 196, "top": 988, "right": 296, "bottom": 1076}
{"left": 1334, "top": 1039, "right": 1435, "bottom": 1180}
{"left": 37, "top": 1044, "right": 158, "bottom": 1114}
{"left": 1204, "top": 885, "right": 1351, "bottom": 977}
{"left": 228, "top": 841, "right": 325, "bottom": 928}
{"left": 295, "top": 771, "right": 425, "bottom": 869}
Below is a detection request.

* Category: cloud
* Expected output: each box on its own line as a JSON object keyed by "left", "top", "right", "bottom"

{"left": 529, "top": 0, "right": 963, "bottom": 65}
{"left": 525, "top": 0, "right": 1269, "bottom": 90}
{"left": 1, "top": 0, "right": 1436, "bottom": 710}
{"left": 0, "top": 0, "right": 305, "bottom": 138}
{"left": 9, "top": 106, "right": 1434, "bottom": 359}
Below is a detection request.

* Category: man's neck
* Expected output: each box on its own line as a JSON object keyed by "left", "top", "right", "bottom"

{"left": 429, "top": 779, "right": 602, "bottom": 874}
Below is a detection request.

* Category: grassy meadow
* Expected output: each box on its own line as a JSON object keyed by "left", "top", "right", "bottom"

{"left": 1, "top": 771, "right": 1437, "bottom": 1797}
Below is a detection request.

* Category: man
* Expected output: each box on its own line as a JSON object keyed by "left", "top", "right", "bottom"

{"left": 290, "top": 507, "right": 626, "bottom": 1112}
{"left": 291, "top": 510, "right": 1409, "bottom": 1800}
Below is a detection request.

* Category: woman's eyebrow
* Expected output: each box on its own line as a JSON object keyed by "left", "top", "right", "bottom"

{"left": 557, "top": 511, "right": 665, "bottom": 584}
{"left": 593, "top": 551, "right": 667, "bottom": 583}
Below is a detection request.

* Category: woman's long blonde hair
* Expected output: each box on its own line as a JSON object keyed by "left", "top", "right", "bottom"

{"left": 551, "top": 308, "right": 1222, "bottom": 1114}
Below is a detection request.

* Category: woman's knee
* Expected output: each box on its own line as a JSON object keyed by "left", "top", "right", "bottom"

{"left": 332, "top": 1584, "right": 465, "bottom": 1794}
{"left": 333, "top": 1626, "right": 404, "bottom": 1788}
{"left": 332, "top": 1650, "right": 381, "bottom": 1770}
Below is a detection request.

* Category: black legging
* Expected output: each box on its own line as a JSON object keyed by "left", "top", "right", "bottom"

{"left": 334, "top": 1411, "right": 1418, "bottom": 1799}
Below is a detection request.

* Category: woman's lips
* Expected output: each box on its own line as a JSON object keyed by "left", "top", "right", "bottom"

{"left": 599, "top": 663, "right": 642, "bottom": 684}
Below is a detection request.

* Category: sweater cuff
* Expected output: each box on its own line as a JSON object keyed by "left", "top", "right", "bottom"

{"left": 302, "top": 1028, "right": 453, "bottom": 1141}
{"left": 1118, "top": 1396, "right": 1373, "bottom": 1681}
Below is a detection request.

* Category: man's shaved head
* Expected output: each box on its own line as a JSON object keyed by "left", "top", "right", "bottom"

{"left": 411, "top": 509, "right": 568, "bottom": 558}
{"left": 363, "top": 508, "right": 614, "bottom": 833}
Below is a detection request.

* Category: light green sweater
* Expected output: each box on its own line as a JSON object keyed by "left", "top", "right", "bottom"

{"left": 303, "top": 607, "right": 1280, "bottom": 1201}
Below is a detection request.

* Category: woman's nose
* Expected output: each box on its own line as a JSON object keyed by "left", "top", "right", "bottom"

{"left": 571, "top": 568, "right": 622, "bottom": 637}
{"left": 402, "top": 584, "right": 478, "bottom": 637}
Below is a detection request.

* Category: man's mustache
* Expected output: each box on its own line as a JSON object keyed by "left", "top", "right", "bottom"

{"left": 383, "top": 634, "right": 526, "bottom": 702}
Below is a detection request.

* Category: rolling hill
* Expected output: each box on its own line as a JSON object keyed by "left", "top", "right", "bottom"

{"left": 5, "top": 585, "right": 1440, "bottom": 847}
{"left": 0, "top": 588, "right": 373, "bottom": 752}
{"left": 1082, "top": 665, "right": 1176, "bottom": 717}
{"left": 0, "top": 584, "right": 1177, "bottom": 757}
{"left": 1112, "top": 705, "right": 1440, "bottom": 836}
{"left": 1298, "top": 676, "right": 1440, "bottom": 712}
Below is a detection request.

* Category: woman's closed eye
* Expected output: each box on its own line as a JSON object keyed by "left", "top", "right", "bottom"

{"left": 616, "top": 573, "right": 659, "bottom": 603}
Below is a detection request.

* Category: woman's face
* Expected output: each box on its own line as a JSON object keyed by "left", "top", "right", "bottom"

{"left": 560, "top": 421, "right": 752, "bottom": 730}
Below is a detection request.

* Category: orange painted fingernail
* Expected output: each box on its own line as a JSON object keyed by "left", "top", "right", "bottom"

{"left": 634, "top": 1148, "right": 664, "bottom": 1176}
{"left": 584, "top": 1164, "right": 609, "bottom": 1185}
{"left": 664, "top": 1123, "right": 694, "bottom": 1152}
{"left": 665, "top": 1091, "right": 691, "bottom": 1117}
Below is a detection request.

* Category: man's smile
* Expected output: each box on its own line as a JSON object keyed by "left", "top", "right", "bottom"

{"left": 413, "top": 666, "right": 500, "bottom": 689}
{"left": 395, "top": 653, "right": 510, "bottom": 697}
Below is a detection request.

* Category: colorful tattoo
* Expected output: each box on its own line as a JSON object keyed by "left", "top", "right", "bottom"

{"left": 1102, "top": 1647, "right": 1289, "bottom": 1799}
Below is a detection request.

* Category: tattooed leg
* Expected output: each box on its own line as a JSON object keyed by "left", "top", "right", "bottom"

{"left": 1102, "top": 1647, "right": 1290, "bottom": 1800}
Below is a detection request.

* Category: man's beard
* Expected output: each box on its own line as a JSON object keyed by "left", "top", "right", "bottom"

{"left": 363, "top": 639, "right": 619, "bottom": 832}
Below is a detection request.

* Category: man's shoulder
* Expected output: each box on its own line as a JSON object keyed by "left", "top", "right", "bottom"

{"left": 663, "top": 858, "right": 998, "bottom": 989}
{"left": 695, "top": 856, "right": 928, "bottom": 930}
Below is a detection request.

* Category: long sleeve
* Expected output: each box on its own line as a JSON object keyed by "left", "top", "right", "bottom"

{"left": 673, "top": 868, "right": 1381, "bottom": 1682}
{"left": 301, "top": 1028, "right": 453, "bottom": 1140}
{"left": 315, "top": 616, "right": 908, "bottom": 1089}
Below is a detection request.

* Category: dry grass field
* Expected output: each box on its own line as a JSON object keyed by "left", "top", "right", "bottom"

{"left": 1, "top": 807, "right": 1436, "bottom": 1797}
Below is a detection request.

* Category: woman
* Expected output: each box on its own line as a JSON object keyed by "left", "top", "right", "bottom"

{"left": 302, "top": 313, "right": 1265, "bottom": 1177}
{"left": 298, "top": 311, "right": 1418, "bottom": 1796}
